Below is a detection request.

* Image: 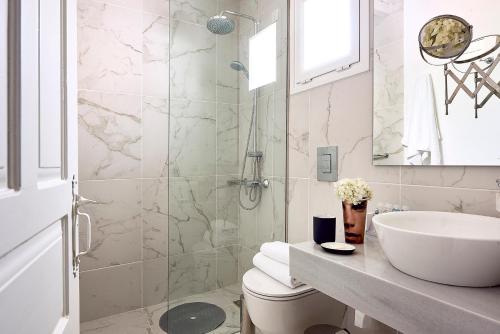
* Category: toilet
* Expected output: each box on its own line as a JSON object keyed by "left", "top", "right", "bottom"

{"left": 243, "top": 268, "right": 346, "bottom": 334}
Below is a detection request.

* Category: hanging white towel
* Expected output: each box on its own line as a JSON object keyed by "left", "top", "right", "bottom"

{"left": 252, "top": 253, "right": 303, "bottom": 289}
{"left": 402, "top": 74, "right": 442, "bottom": 165}
{"left": 260, "top": 241, "right": 290, "bottom": 265}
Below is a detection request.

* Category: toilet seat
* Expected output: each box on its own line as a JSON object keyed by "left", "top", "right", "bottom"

{"left": 242, "top": 268, "right": 316, "bottom": 301}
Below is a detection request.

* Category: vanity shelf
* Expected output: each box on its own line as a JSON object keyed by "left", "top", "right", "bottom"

{"left": 290, "top": 238, "right": 500, "bottom": 334}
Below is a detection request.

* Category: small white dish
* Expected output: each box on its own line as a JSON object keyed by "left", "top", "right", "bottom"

{"left": 320, "top": 242, "right": 356, "bottom": 255}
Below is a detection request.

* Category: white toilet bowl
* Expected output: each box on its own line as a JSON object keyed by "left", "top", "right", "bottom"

{"left": 242, "top": 268, "right": 346, "bottom": 334}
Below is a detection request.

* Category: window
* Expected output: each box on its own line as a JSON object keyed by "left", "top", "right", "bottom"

{"left": 291, "top": 0, "right": 369, "bottom": 94}
{"left": 249, "top": 22, "right": 277, "bottom": 91}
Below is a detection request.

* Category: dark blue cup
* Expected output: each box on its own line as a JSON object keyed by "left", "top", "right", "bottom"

{"left": 313, "top": 216, "right": 336, "bottom": 244}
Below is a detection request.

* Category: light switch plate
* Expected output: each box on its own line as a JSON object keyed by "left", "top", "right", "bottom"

{"left": 317, "top": 146, "right": 338, "bottom": 182}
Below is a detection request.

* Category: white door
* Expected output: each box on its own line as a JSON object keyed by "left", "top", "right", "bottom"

{"left": 0, "top": 1, "right": 81, "bottom": 333}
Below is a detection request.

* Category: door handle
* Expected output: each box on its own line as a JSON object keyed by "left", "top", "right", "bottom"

{"left": 72, "top": 193, "right": 97, "bottom": 277}
{"left": 76, "top": 209, "right": 92, "bottom": 256}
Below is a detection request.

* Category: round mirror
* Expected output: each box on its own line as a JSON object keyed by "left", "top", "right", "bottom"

{"left": 454, "top": 34, "right": 500, "bottom": 64}
{"left": 418, "top": 15, "right": 472, "bottom": 59}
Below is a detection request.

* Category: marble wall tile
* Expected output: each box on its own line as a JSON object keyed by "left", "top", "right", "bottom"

{"left": 142, "top": 96, "right": 169, "bottom": 178}
{"left": 239, "top": 203, "right": 257, "bottom": 250}
{"left": 257, "top": 93, "right": 274, "bottom": 177}
{"left": 287, "top": 178, "right": 309, "bottom": 244}
{"left": 216, "top": 176, "right": 239, "bottom": 247}
{"left": 143, "top": 257, "right": 169, "bottom": 306}
{"left": 168, "top": 176, "right": 217, "bottom": 255}
{"left": 401, "top": 185, "right": 500, "bottom": 218}
{"left": 271, "top": 177, "right": 286, "bottom": 241}
{"left": 143, "top": 13, "right": 169, "bottom": 97}
{"left": 373, "top": 106, "right": 404, "bottom": 159}
{"left": 373, "top": 40, "right": 404, "bottom": 110}
{"left": 237, "top": 246, "right": 256, "bottom": 281}
{"left": 368, "top": 183, "right": 402, "bottom": 212}
{"left": 79, "top": 179, "right": 142, "bottom": 270}
{"left": 238, "top": 103, "right": 254, "bottom": 179}
{"left": 401, "top": 166, "right": 500, "bottom": 191}
{"left": 308, "top": 74, "right": 401, "bottom": 184}
{"left": 168, "top": 250, "right": 217, "bottom": 300}
{"left": 237, "top": 14, "right": 254, "bottom": 106}
{"left": 78, "top": 0, "right": 142, "bottom": 94}
{"left": 218, "top": 0, "right": 241, "bottom": 13}
{"left": 288, "top": 91, "right": 310, "bottom": 178}
{"left": 169, "top": 99, "right": 216, "bottom": 177}
{"left": 273, "top": 90, "right": 287, "bottom": 178}
{"left": 256, "top": 182, "right": 274, "bottom": 246}
{"left": 255, "top": 177, "right": 286, "bottom": 245}
{"left": 170, "top": 0, "right": 217, "bottom": 25}
{"left": 81, "top": 308, "right": 149, "bottom": 334}
{"left": 96, "top": 0, "right": 142, "bottom": 11}
{"left": 216, "top": 32, "right": 239, "bottom": 104}
{"left": 80, "top": 262, "right": 142, "bottom": 322}
{"left": 143, "top": 0, "right": 169, "bottom": 17}
{"left": 170, "top": 20, "right": 216, "bottom": 101}
{"left": 78, "top": 91, "right": 142, "bottom": 180}
{"left": 216, "top": 246, "right": 239, "bottom": 288}
{"left": 142, "top": 178, "right": 169, "bottom": 260}
{"left": 217, "top": 103, "right": 239, "bottom": 175}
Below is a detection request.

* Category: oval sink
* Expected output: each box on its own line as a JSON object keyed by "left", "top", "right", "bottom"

{"left": 372, "top": 211, "right": 500, "bottom": 287}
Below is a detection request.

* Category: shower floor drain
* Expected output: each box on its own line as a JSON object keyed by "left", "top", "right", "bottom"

{"left": 159, "top": 302, "right": 226, "bottom": 334}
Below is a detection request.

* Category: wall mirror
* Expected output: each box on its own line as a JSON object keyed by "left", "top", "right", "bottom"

{"left": 373, "top": 0, "right": 500, "bottom": 166}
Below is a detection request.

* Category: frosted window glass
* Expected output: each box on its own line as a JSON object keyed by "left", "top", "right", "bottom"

{"left": 295, "top": 0, "right": 360, "bottom": 83}
{"left": 304, "top": 0, "right": 352, "bottom": 70}
{"left": 249, "top": 23, "right": 277, "bottom": 91}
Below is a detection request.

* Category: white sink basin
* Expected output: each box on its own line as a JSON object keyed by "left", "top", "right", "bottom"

{"left": 373, "top": 211, "right": 500, "bottom": 287}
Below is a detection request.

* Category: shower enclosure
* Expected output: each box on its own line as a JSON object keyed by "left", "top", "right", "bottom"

{"left": 165, "top": 0, "right": 289, "bottom": 332}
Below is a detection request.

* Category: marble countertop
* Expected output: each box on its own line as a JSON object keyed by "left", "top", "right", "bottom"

{"left": 290, "top": 238, "right": 500, "bottom": 334}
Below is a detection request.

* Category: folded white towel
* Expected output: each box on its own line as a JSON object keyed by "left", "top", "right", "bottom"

{"left": 252, "top": 252, "right": 303, "bottom": 289}
{"left": 260, "top": 241, "right": 289, "bottom": 265}
{"left": 402, "top": 74, "right": 442, "bottom": 165}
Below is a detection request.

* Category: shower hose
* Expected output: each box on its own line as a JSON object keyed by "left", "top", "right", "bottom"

{"left": 239, "top": 103, "right": 263, "bottom": 210}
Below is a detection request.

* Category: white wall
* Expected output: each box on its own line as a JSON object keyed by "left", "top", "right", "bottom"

{"left": 405, "top": 0, "right": 500, "bottom": 165}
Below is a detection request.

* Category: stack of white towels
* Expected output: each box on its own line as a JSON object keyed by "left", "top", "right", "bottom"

{"left": 252, "top": 241, "right": 304, "bottom": 289}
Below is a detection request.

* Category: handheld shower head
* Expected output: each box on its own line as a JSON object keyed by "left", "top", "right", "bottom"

{"left": 230, "top": 61, "right": 249, "bottom": 79}
{"left": 206, "top": 15, "right": 235, "bottom": 35}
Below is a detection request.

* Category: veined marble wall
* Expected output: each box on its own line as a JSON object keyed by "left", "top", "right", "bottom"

{"left": 167, "top": 0, "right": 288, "bottom": 299}
{"left": 167, "top": 0, "right": 241, "bottom": 301}
{"left": 287, "top": 25, "right": 500, "bottom": 247}
{"left": 77, "top": 0, "right": 169, "bottom": 322}
{"left": 373, "top": 3, "right": 404, "bottom": 165}
{"left": 77, "top": 0, "right": 288, "bottom": 321}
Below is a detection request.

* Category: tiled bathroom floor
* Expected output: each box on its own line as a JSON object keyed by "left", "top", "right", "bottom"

{"left": 81, "top": 284, "right": 242, "bottom": 334}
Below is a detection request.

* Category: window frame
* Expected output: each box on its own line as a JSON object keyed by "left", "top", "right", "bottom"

{"left": 290, "top": 0, "right": 370, "bottom": 94}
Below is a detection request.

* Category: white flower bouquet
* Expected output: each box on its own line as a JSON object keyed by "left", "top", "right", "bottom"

{"left": 335, "top": 178, "right": 373, "bottom": 206}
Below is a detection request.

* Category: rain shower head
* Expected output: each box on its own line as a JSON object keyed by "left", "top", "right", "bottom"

{"left": 207, "top": 10, "right": 258, "bottom": 35}
{"left": 230, "top": 61, "right": 249, "bottom": 79}
{"left": 206, "top": 15, "right": 235, "bottom": 35}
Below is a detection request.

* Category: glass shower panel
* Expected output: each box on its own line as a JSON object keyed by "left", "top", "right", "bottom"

{"left": 166, "top": 0, "right": 288, "bottom": 333}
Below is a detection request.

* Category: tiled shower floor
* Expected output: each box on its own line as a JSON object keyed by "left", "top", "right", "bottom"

{"left": 81, "top": 284, "right": 242, "bottom": 334}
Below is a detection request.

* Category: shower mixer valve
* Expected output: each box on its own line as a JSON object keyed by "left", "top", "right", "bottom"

{"left": 227, "top": 178, "right": 270, "bottom": 188}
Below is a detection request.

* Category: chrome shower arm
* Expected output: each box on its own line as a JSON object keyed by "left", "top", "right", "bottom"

{"left": 219, "top": 10, "right": 259, "bottom": 24}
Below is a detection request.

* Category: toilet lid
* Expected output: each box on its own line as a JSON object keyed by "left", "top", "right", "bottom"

{"left": 242, "top": 268, "right": 314, "bottom": 299}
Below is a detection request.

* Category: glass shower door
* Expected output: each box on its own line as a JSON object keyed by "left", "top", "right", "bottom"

{"left": 165, "top": 0, "right": 288, "bottom": 333}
